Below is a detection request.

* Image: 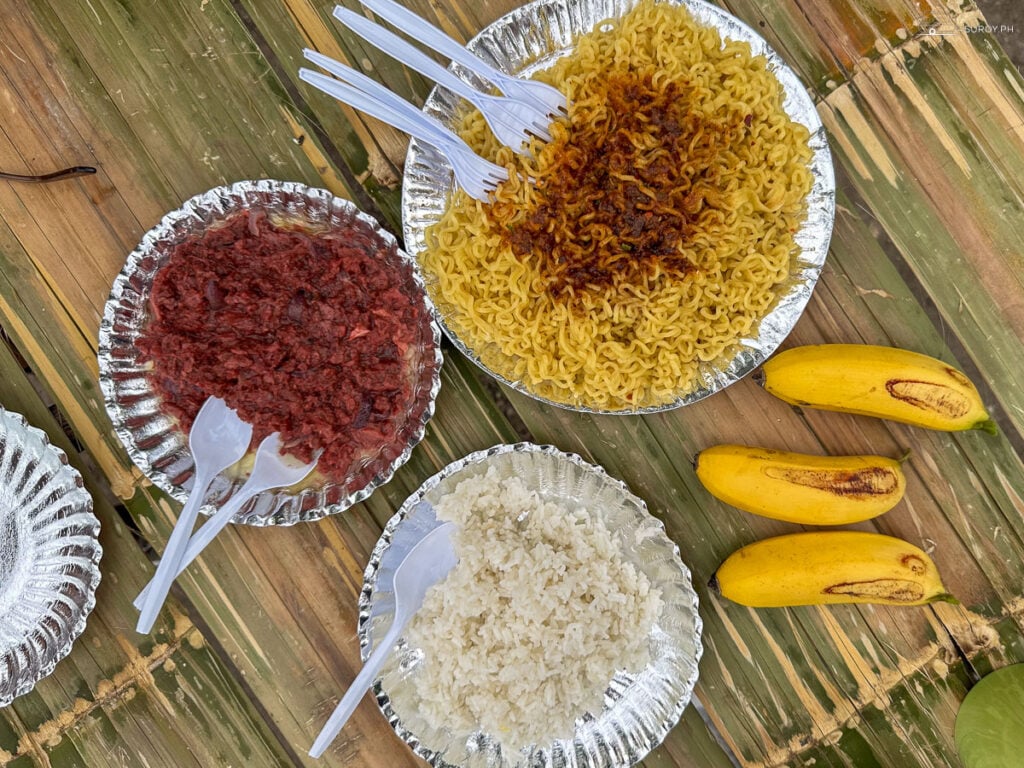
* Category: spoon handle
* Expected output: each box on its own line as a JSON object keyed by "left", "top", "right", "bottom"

{"left": 309, "top": 623, "right": 403, "bottom": 758}
{"left": 133, "top": 482, "right": 259, "bottom": 610}
{"left": 134, "top": 467, "right": 213, "bottom": 633}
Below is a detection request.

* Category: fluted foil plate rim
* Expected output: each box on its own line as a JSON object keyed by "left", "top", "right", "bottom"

{"left": 97, "top": 180, "right": 443, "bottom": 527}
{"left": 0, "top": 407, "right": 102, "bottom": 708}
{"left": 359, "top": 443, "right": 703, "bottom": 767}
{"left": 401, "top": 0, "right": 835, "bottom": 415}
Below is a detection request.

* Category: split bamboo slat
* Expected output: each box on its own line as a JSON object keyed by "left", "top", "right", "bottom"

{"left": 0, "top": 0, "right": 1021, "bottom": 766}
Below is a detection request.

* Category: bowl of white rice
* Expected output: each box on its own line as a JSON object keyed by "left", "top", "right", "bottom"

{"left": 358, "top": 443, "right": 702, "bottom": 767}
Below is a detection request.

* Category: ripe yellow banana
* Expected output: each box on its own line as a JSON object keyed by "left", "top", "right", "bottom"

{"left": 711, "top": 531, "right": 956, "bottom": 607}
{"left": 757, "top": 344, "right": 995, "bottom": 433}
{"left": 695, "top": 444, "right": 906, "bottom": 525}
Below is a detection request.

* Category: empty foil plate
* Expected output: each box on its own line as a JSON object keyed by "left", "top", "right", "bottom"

{"left": 0, "top": 407, "right": 102, "bottom": 707}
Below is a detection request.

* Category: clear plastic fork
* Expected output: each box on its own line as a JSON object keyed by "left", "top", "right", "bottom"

{"left": 299, "top": 62, "right": 507, "bottom": 201}
{"left": 359, "top": 0, "right": 567, "bottom": 118}
{"left": 333, "top": 6, "right": 552, "bottom": 153}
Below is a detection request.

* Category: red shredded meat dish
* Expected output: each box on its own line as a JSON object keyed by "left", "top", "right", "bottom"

{"left": 137, "top": 209, "right": 431, "bottom": 481}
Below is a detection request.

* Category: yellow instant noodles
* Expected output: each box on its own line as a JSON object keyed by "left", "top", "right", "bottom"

{"left": 422, "top": 0, "right": 814, "bottom": 409}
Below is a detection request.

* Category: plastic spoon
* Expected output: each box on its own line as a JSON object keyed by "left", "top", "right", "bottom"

{"left": 134, "top": 433, "right": 318, "bottom": 623}
{"left": 134, "top": 397, "right": 252, "bottom": 634}
{"left": 309, "top": 521, "right": 459, "bottom": 758}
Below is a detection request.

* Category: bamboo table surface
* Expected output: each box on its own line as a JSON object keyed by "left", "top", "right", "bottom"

{"left": 1, "top": 0, "right": 1023, "bottom": 766}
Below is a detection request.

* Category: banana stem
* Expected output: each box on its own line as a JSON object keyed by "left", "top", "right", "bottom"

{"left": 972, "top": 419, "right": 998, "bottom": 436}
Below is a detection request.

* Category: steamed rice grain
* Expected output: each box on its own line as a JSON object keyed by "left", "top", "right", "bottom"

{"left": 406, "top": 467, "right": 662, "bottom": 750}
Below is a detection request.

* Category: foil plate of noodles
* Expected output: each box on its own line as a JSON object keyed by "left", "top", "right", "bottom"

{"left": 360, "top": 443, "right": 703, "bottom": 768}
{"left": 402, "top": 0, "right": 835, "bottom": 414}
{"left": 0, "top": 408, "right": 102, "bottom": 707}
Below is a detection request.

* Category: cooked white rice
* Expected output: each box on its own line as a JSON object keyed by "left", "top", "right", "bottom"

{"left": 406, "top": 467, "right": 662, "bottom": 750}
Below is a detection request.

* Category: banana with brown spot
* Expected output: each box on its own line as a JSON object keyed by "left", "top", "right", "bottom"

{"left": 710, "top": 530, "right": 957, "bottom": 608}
{"left": 756, "top": 344, "right": 996, "bottom": 433}
{"left": 695, "top": 444, "right": 907, "bottom": 525}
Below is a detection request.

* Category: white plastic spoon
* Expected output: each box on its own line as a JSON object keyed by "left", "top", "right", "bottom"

{"left": 309, "top": 521, "right": 458, "bottom": 758}
{"left": 134, "top": 397, "right": 251, "bottom": 634}
{"left": 134, "top": 433, "right": 318, "bottom": 627}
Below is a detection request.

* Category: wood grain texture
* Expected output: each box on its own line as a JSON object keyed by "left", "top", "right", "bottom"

{"left": 0, "top": 0, "right": 1022, "bottom": 766}
{"left": 499, "top": 1, "right": 1024, "bottom": 765}
{"left": 0, "top": 338, "right": 297, "bottom": 767}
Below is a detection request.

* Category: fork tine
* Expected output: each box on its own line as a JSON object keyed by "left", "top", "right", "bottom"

{"left": 526, "top": 128, "right": 551, "bottom": 143}
{"left": 333, "top": 5, "right": 549, "bottom": 153}
{"left": 303, "top": 53, "right": 509, "bottom": 200}
{"left": 360, "top": 0, "right": 567, "bottom": 116}
{"left": 447, "top": 153, "right": 498, "bottom": 201}
{"left": 462, "top": 176, "right": 491, "bottom": 201}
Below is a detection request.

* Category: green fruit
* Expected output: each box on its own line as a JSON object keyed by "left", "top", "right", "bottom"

{"left": 955, "top": 664, "right": 1024, "bottom": 768}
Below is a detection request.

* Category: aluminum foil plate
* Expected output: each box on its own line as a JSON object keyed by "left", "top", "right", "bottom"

{"left": 359, "top": 443, "right": 703, "bottom": 767}
{"left": 98, "top": 180, "right": 443, "bottom": 527}
{"left": 402, "top": 0, "right": 835, "bottom": 414}
{"left": 0, "top": 408, "right": 102, "bottom": 708}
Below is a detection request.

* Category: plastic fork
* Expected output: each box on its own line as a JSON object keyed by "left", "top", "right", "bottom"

{"left": 309, "top": 521, "right": 458, "bottom": 758}
{"left": 299, "top": 63, "right": 506, "bottom": 201}
{"left": 134, "top": 397, "right": 252, "bottom": 635}
{"left": 360, "top": 0, "right": 567, "bottom": 118}
{"left": 333, "top": 6, "right": 552, "bottom": 153}
{"left": 133, "top": 433, "right": 319, "bottom": 628}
